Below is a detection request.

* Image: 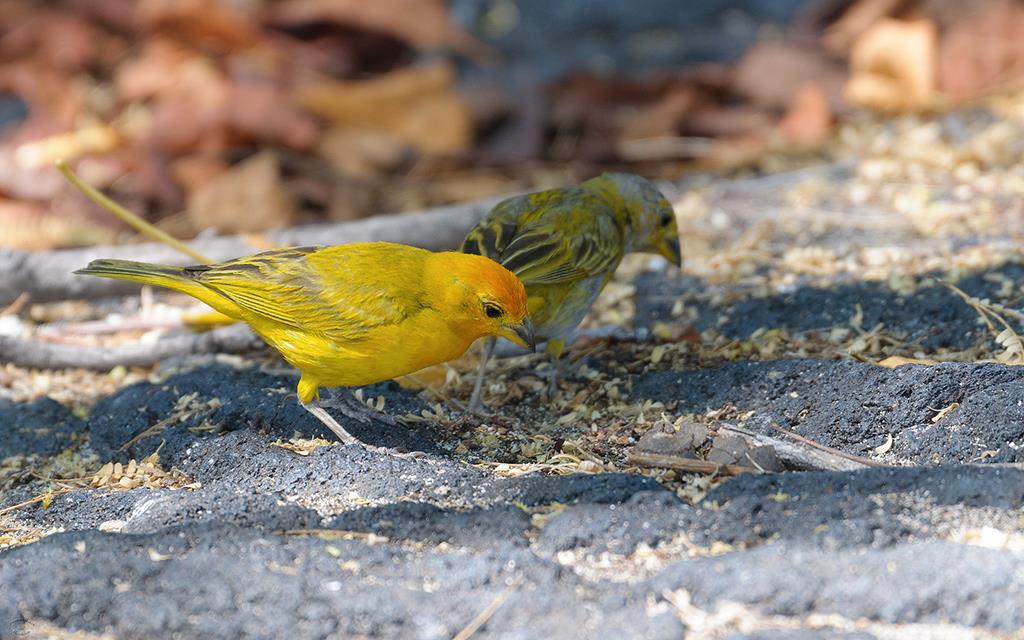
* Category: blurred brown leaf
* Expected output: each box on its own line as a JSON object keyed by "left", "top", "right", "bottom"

{"left": 701, "top": 134, "right": 771, "bottom": 171}
{"left": 118, "top": 40, "right": 319, "bottom": 153}
{"left": 619, "top": 86, "right": 702, "bottom": 142}
{"left": 114, "top": 38, "right": 197, "bottom": 102}
{"left": 224, "top": 83, "right": 319, "bottom": 150}
{"left": 549, "top": 70, "right": 722, "bottom": 162}
{"left": 0, "top": 198, "right": 118, "bottom": 250}
{"left": 0, "top": 145, "right": 65, "bottom": 200}
{"left": 136, "top": 0, "right": 261, "bottom": 51}
{"left": 318, "top": 129, "right": 410, "bottom": 179}
{"left": 845, "top": 18, "right": 937, "bottom": 112}
{"left": 823, "top": 0, "right": 905, "bottom": 54}
{"left": 14, "top": 124, "right": 121, "bottom": 169}
{"left": 938, "top": 0, "right": 1024, "bottom": 100}
{"left": 778, "top": 82, "right": 832, "bottom": 145}
{"left": 298, "top": 62, "right": 473, "bottom": 156}
{"left": 115, "top": 40, "right": 230, "bottom": 153}
{"left": 326, "top": 178, "right": 377, "bottom": 221}
{"left": 732, "top": 41, "right": 848, "bottom": 113}
{"left": 0, "top": 10, "right": 100, "bottom": 71}
{"left": 0, "top": 61, "right": 83, "bottom": 137}
{"left": 169, "top": 152, "right": 228, "bottom": 195}
{"left": 186, "top": 151, "right": 296, "bottom": 233}
{"left": 686, "top": 105, "right": 770, "bottom": 138}
{"left": 266, "top": 0, "right": 492, "bottom": 60}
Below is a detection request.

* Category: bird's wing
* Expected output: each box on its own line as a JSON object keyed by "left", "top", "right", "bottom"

{"left": 460, "top": 195, "right": 533, "bottom": 259}
{"left": 464, "top": 191, "right": 623, "bottom": 285}
{"left": 186, "top": 246, "right": 419, "bottom": 341}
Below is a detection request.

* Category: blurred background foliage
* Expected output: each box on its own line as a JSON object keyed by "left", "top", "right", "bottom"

{"left": 0, "top": 0, "right": 1022, "bottom": 250}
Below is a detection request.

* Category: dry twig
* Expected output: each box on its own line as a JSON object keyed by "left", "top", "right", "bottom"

{"left": 0, "top": 196, "right": 503, "bottom": 305}
{"left": 0, "top": 323, "right": 261, "bottom": 370}
{"left": 452, "top": 576, "right": 524, "bottom": 640}
{"left": 628, "top": 452, "right": 758, "bottom": 476}
{"left": 719, "top": 423, "right": 887, "bottom": 471}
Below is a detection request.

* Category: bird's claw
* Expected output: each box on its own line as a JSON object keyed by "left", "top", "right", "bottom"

{"left": 321, "top": 393, "right": 401, "bottom": 426}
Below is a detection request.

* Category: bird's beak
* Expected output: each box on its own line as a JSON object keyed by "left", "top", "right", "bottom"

{"left": 660, "top": 235, "right": 682, "bottom": 268}
{"left": 501, "top": 317, "right": 536, "bottom": 352}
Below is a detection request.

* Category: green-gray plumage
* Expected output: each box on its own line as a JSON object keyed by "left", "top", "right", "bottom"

{"left": 461, "top": 172, "right": 682, "bottom": 409}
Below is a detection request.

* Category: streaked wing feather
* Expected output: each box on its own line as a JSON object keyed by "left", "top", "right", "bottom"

{"left": 500, "top": 216, "right": 621, "bottom": 285}
{"left": 191, "top": 246, "right": 414, "bottom": 341}
{"left": 461, "top": 198, "right": 528, "bottom": 259}
{"left": 464, "top": 190, "right": 624, "bottom": 285}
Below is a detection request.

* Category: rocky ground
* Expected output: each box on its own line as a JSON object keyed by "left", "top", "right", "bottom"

{"left": 5, "top": 110, "right": 1024, "bottom": 639}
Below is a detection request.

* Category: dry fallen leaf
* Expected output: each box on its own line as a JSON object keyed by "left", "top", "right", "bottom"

{"left": 618, "top": 86, "right": 700, "bottom": 142}
{"left": 822, "top": 0, "right": 904, "bottom": 54}
{"left": 844, "top": 18, "right": 937, "bottom": 112}
{"left": 732, "top": 41, "right": 848, "bottom": 113}
{"left": 939, "top": 1, "right": 1024, "bottom": 101}
{"left": 266, "top": 0, "right": 492, "bottom": 60}
{"left": 135, "top": 0, "right": 261, "bottom": 50}
{"left": 876, "top": 356, "right": 939, "bottom": 368}
{"left": 272, "top": 437, "right": 335, "bottom": 456}
{"left": 186, "top": 151, "right": 296, "bottom": 233}
{"left": 169, "top": 152, "right": 229, "bottom": 195}
{"left": 298, "top": 62, "right": 473, "bottom": 156}
{"left": 0, "top": 197, "right": 118, "bottom": 250}
{"left": 90, "top": 452, "right": 200, "bottom": 490}
{"left": 873, "top": 433, "right": 893, "bottom": 454}
{"left": 14, "top": 124, "right": 121, "bottom": 169}
{"left": 317, "top": 128, "right": 410, "bottom": 179}
{"left": 778, "top": 82, "right": 832, "bottom": 145}
{"left": 224, "top": 83, "right": 319, "bottom": 150}
{"left": 931, "top": 402, "right": 960, "bottom": 423}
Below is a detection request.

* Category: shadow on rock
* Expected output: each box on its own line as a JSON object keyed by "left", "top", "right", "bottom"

{"left": 633, "top": 359, "right": 1024, "bottom": 464}
{"left": 86, "top": 363, "right": 442, "bottom": 462}
{"left": 0, "top": 397, "right": 84, "bottom": 459}
{"left": 634, "top": 261, "right": 1024, "bottom": 351}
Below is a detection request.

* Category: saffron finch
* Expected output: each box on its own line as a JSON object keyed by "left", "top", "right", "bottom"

{"left": 75, "top": 242, "right": 535, "bottom": 450}
{"left": 461, "top": 172, "right": 681, "bottom": 410}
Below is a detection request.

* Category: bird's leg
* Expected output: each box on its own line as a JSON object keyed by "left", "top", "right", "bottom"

{"left": 467, "top": 336, "right": 497, "bottom": 413}
{"left": 300, "top": 399, "right": 361, "bottom": 445}
{"left": 302, "top": 396, "right": 424, "bottom": 459}
{"left": 544, "top": 338, "right": 566, "bottom": 400}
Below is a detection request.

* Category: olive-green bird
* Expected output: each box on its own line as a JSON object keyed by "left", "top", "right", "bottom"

{"left": 461, "top": 172, "right": 681, "bottom": 410}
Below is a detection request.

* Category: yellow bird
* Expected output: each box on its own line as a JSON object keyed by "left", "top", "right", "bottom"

{"left": 461, "top": 172, "right": 681, "bottom": 410}
{"left": 75, "top": 242, "right": 535, "bottom": 450}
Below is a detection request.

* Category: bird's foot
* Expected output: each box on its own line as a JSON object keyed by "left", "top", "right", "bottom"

{"left": 301, "top": 397, "right": 421, "bottom": 458}
{"left": 466, "top": 394, "right": 489, "bottom": 414}
{"left": 542, "top": 361, "right": 563, "bottom": 401}
{"left": 321, "top": 391, "right": 401, "bottom": 427}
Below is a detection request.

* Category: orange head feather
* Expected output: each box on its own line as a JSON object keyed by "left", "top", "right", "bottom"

{"left": 427, "top": 251, "right": 534, "bottom": 350}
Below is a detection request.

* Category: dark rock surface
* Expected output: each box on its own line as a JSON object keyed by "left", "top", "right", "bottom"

{"left": 86, "top": 366, "right": 439, "bottom": 462}
{"left": 4, "top": 452, "right": 1021, "bottom": 638}
{"left": 634, "top": 261, "right": 1024, "bottom": 350}
{"left": 634, "top": 360, "right": 1024, "bottom": 464}
{"left": 453, "top": 0, "right": 807, "bottom": 78}
{"left": 5, "top": 263, "right": 1024, "bottom": 637}
{"left": 0, "top": 396, "right": 85, "bottom": 459}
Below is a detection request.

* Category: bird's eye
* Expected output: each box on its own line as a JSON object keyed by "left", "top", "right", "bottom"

{"left": 483, "top": 303, "right": 503, "bottom": 319}
{"left": 660, "top": 212, "right": 674, "bottom": 227}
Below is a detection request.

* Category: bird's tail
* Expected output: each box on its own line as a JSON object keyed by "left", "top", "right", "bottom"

{"left": 74, "top": 259, "right": 238, "bottom": 316}
{"left": 75, "top": 258, "right": 188, "bottom": 285}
